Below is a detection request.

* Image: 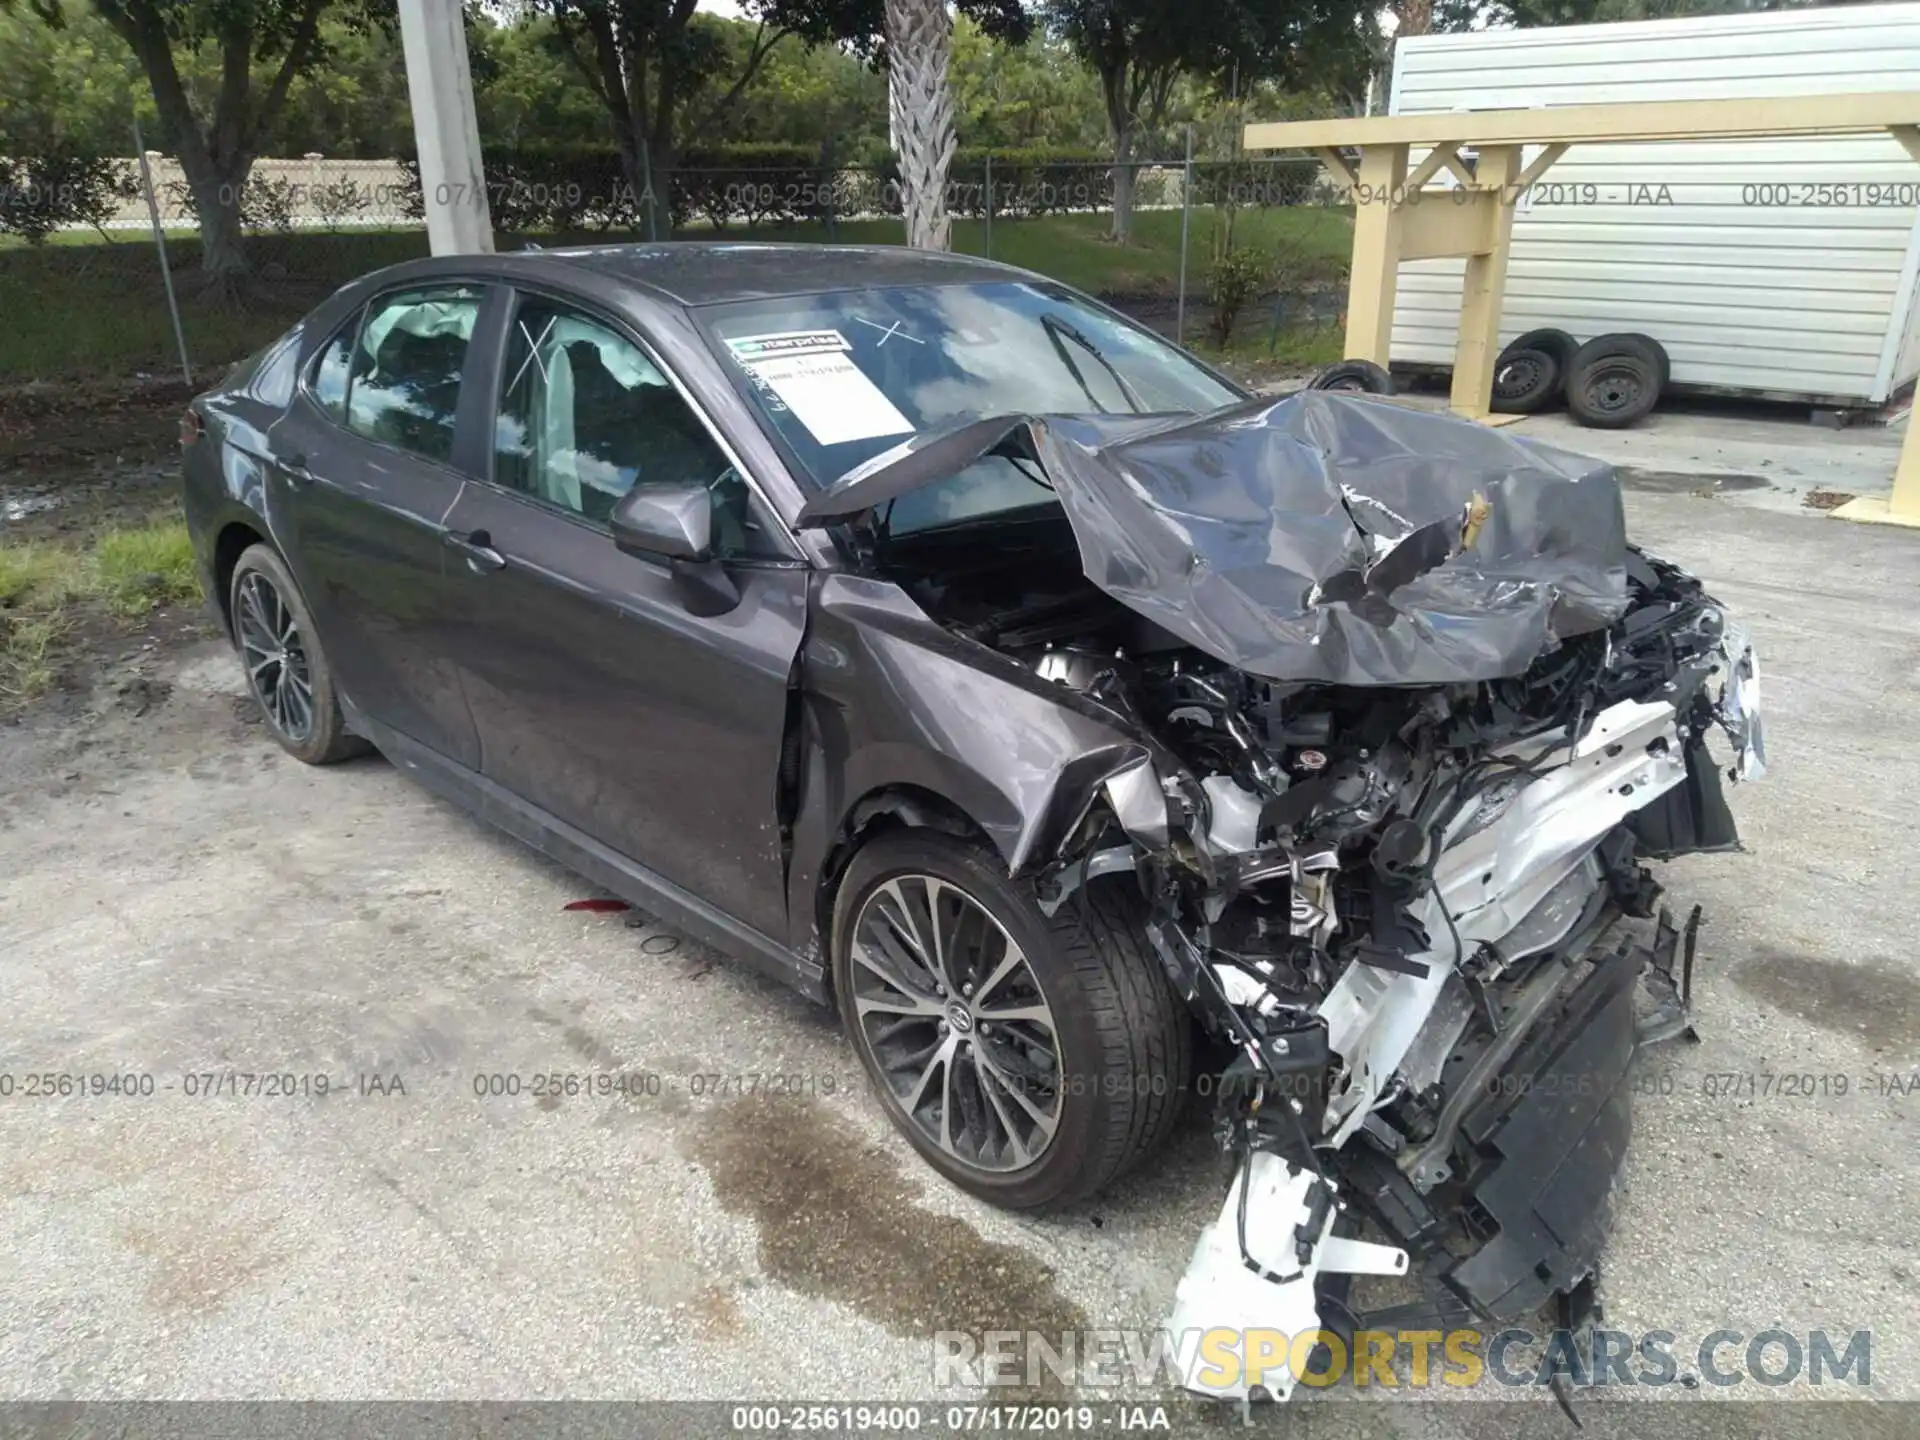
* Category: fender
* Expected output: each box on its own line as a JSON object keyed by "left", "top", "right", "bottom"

{"left": 782, "top": 572, "right": 1152, "bottom": 959}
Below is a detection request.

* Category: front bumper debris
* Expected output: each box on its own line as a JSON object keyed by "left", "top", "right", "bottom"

{"left": 1160, "top": 612, "right": 1763, "bottom": 1403}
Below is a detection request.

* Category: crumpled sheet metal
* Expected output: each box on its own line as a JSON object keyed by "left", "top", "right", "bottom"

{"left": 1031, "top": 393, "right": 1631, "bottom": 685}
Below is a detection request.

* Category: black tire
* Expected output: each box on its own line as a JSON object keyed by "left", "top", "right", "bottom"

{"left": 831, "top": 830, "right": 1192, "bottom": 1211}
{"left": 1506, "top": 327, "right": 1579, "bottom": 370}
{"left": 1616, "top": 330, "right": 1671, "bottom": 390}
{"left": 1566, "top": 336, "right": 1662, "bottom": 430}
{"left": 228, "top": 543, "right": 367, "bottom": 765}
{"left": 1308, "top": 359, "right": 1394, "bottom": 395}
{"left": 1490, "top": 345, "right": 1562, "bottom": 414}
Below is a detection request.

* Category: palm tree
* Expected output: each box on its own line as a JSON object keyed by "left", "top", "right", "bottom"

{"left": 886, "top": 0, "right": 957, "bottom": 250}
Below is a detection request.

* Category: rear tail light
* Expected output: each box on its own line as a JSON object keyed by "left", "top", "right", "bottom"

{"left": 179, "top": 408, "right": 204, "bottom": 447}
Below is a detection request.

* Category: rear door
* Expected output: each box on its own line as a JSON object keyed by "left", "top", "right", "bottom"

{"left": 269, "top": 283, "right": 497, "bottom": 768}
{"left": 436, "top": 290, "right": 807, "bottom": 941}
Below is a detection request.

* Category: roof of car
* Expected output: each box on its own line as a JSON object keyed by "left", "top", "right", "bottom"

{"left": 528, "top": 241, "right": 1027, "bottom": 306}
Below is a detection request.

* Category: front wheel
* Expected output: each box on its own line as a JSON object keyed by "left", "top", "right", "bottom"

{"left": 831, "top": 831, "right": 1192, "bottom": 1211}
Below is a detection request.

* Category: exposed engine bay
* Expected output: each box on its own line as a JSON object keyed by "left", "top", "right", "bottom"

{"left": 820, "top": 395, "right": 1768, "bottom": 1403}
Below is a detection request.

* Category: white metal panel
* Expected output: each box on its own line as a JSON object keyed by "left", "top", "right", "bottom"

{"left": 1389, "top": 3, "right": 1920, "bottom": 403}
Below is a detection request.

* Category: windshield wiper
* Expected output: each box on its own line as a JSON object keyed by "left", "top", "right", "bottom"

{"left": 1041, "top": 314, "right": 1145, "bottom": 414}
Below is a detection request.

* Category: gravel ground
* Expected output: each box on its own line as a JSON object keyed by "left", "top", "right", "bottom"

{"left": 1, "top": 480, "right": 1916, "bottom": 1439}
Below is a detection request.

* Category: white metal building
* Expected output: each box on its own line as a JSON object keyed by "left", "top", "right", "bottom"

{"left": 1388, "top": 3, "right": 1920, "bottom": 407}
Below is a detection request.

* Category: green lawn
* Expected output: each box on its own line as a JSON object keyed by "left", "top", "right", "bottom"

{"left": 0, "top": 206, "right": 1351, "bottom": 385}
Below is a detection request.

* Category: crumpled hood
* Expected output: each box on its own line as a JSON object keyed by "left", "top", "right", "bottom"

{"left": 799, "top": 392, "right": 1631, "bottom": 686}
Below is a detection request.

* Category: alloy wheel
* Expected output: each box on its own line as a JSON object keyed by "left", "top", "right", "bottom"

{"left": 847, "top": 874, "right": 1064, "bottom": 1173}
{"left": 235, "top": 570, "right": 315, "bottom": 743}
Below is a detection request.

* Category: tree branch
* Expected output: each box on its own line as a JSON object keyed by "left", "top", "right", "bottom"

{"left": 681, "top": 19, "right": 792, "bottom": 146}
{"left": 251, "top": 0, "right": 329, "bottom": 152}
{"left": 97, "top": 0, "right": 210, "bottom": 171}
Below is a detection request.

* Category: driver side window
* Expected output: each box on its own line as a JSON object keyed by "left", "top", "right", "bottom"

{"left": 494, "top": 297, "right": 781, "bottom": 557}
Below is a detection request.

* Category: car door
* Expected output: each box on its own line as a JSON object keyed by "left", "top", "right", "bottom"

{"left": 268, "top": 282, "right": 496, "bottom": 769}
{"left": 436, "top": 291, "right": 808, "bottom": 942}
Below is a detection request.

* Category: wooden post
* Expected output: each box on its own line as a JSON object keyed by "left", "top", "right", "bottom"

{"left": 1891, "top": 423, "right": 1920, "bottom": 521}
{"left": 1449, "top": 145, "right": 1522, "bottom": 421}
{"left": 1245, "top": 96, "right": 1920, "bottom": 517}
{"left": 1342, "top": 143, "right": 1409, "bottom": 366}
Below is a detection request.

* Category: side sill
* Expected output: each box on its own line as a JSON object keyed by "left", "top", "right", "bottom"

{"left": 343, "top": 699, "right": 829, "bottom": 1004}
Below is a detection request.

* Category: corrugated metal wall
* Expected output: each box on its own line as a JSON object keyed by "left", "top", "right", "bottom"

{"left": 1389, "top": 4, "right": 1920, "bottom": 405}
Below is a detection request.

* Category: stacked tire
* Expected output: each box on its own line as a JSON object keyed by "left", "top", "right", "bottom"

{"left": 1564, "top": 333, "right": 1668, "bottom": 429}
{"left": 1491, "top": 329, "right": 1669, "bottom": 429}
{"left": 1489, "top": 328, "right": 1577, "bottom": 415}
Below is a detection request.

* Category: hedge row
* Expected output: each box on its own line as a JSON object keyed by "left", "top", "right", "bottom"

{"left": 394, "top": 145, "right": 1330, "bottom": 233}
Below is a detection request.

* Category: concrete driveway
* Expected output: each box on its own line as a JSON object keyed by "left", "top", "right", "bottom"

{"left": 1, "top": 482, "right": 1916, "bottom": 1438}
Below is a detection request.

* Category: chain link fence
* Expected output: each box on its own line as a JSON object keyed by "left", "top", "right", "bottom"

{"left": 2, "top": 145, "right": 1353, "bottom": 382}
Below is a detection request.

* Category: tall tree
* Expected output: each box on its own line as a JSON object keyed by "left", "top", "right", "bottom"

{"left": 533, "top": 0, "right": 1023, "bottom": 247}
{"left": 885, "top": 0, "right": 955, "bottom": 249}
{"left": 1047, "top": 0, "right": 1373, "bottom": 243}
{"left": 536, "top": 0, "right": 885, "bottom": 240}
{"left": 14, "top": 0, "right": 364, "bottom": 282}
{"left": 950, "top": 17, "right": 1109, "bottom": 152}
{"left": 885, "top": 0, "right": 1027, "bottom": 249}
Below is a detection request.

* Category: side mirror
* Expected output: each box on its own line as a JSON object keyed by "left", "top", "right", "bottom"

{"left": 610, "top": 482, "right": 713, "bottom": 563}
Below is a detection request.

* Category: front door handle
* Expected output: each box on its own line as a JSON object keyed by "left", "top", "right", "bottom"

{"left": 445, "top": 528, "right": 506, "bottom": 573}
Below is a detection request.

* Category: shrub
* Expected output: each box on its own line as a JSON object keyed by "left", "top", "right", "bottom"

{"left": 1206, "top": 245, "right": 1274, "bottom": 347}
{"left": 0, "top": 150, "right": 139, "bottom": 244}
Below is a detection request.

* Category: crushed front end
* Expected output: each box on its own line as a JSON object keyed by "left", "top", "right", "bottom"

{"left": 802, "top": 393, "right": 1766, "bottom": 1400}
{"left": 1105, "top": 549, "right": 1766, "bottom": 1400}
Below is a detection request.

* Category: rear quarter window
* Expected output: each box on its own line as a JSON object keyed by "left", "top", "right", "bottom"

{"left": 245, "top": 332, "right": 301, "bottom": 408}
{"left": 308, "top": 314, "right": 359, "bottom": 423}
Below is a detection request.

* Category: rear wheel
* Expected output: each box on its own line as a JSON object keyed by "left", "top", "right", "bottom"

{"left": 832, "top": 831, "right": 1192, "bottom": 1211}
{"left": 228, "top": 543, "right": 367, "bottom": 765}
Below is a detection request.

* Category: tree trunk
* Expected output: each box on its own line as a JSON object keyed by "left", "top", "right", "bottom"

{"left": 1109, "top": 124, "right": 1136, "bottom": 244}
{"left": 177, "top": 149, "right": 253, "bottom": 283}
{"left": 617, "top": 130, "right": 674, "bottom": 242}
{"left": 1393, "top": 0, "right": 1433, "bottom": 39}
{"left": 886, "top": 0, "right": 956, "bottom": 251}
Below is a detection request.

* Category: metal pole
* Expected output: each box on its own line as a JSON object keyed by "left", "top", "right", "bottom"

{"left": 398, "top": 0, "right": 494, "bottom": 254}
{"left": 1176, "top": 124, "right": 1194, "bottom": 348}
{"left": 983, "top": 153, "right": 993, "bottom": 260}
{"left": 132, "top": 116, "right": 191, "bottom": 388}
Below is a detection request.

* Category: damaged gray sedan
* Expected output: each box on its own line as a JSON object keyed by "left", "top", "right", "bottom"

{"left": 182, "top": 245, "right": 1764, "bottom": 1403}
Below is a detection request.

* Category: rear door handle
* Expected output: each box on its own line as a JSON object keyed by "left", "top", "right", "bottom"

{"left": 445, "top": 527, "right": 506, "bottom": 573}
{"left": 282, "top": 451, "right": 314, "bottom": 487}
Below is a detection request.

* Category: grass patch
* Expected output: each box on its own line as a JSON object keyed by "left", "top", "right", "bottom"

{"left": 0, "top": 517, "right": 199, "bottom": 705}
{"left": 1192, "top": 322, "right": 1344, "bottom": 386}
{"left": 92, "top": 520, "right": 201, "bottom": 616}
{"left": 0, "top": 610, "right": 71, "bottom": 704}
{"left": 0, "top": 541, "right": 81, "bottom": 609}
{"left": 0, "top": 208, "right": 1352, "bottom": 384}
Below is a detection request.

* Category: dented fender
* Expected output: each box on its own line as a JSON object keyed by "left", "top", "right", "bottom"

{"left": 782, "top": 572, "right": 1154, "bottom": 956}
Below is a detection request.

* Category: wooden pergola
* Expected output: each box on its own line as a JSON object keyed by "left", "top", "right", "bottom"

{"left": 1245, "top": 93, "right": 1920, "bottom": 527}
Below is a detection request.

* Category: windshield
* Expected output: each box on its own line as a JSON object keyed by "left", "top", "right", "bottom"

{"left": 699, "top": 281, "right": 1240, "bottom": 534}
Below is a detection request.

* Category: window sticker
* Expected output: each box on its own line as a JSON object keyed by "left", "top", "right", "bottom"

{"left": 726, "top": 330, "right": 914, "bottom": 446}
